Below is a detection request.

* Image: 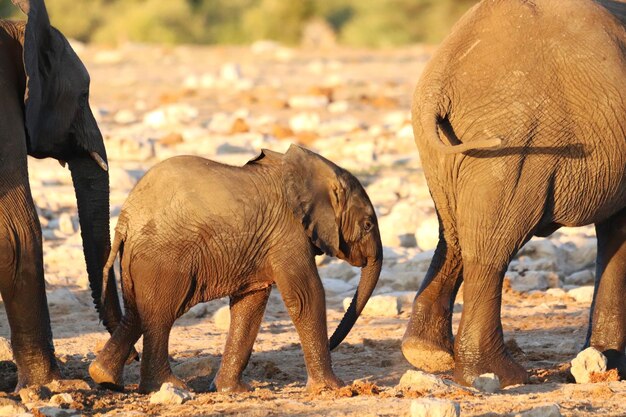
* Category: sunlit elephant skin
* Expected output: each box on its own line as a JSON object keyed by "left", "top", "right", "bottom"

{"left": 0, "top": 0, "right": 126, "bottom": 389}
{"left": 89, "top": 145, "right": 383, "bottom": 394}
{"left": 403, "top": 0, "right": 626, "bottom": 388}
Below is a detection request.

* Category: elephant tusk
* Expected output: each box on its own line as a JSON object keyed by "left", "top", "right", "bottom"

{"left": 90, "top": 152, "right": 109, "bottom": 172}
{"left": 58, "top": 160, "right": 67, "bottom": 168}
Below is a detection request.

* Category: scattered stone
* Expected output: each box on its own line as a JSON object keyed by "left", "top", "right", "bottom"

{"left": 229, "top": 118, "right": 250, "bottom": 134}
{"left": 508, "top": 271, "right": 555, "bottom": 292}
{"left": 31, "top": 406, "right": 77, "bottom": 417}
{"left": 0, "top": 398, "right": 28, "bottom": 416}
{"left": 149, "top": 382, "right": 193, "bottom": 405}
{"left": 289, "top": 112, "right": 320, "bottom": 133}
{"left": 564, "top": 270, "right": 594, "bottom": 286}
{"left": 512, "top": 404, "right": 562, "bottom": 417}
{"left": 172, "top": 356, "right": 215, "bottom": 380}
{"left": 343, "top": 295, "right": 399, "bottom": 317}
{"left": 46, "top": 379, "right": 90, "bottom": 392}
{"left": 49, "top": 393, "right": 73, "bottom": 406}
{"left": 19, "top": 385, "right": 52, "bottom": 403}
{"left": 567, "top": 286, "right": 595, "bottom": 303}
{"left": 213, "top": 305, "right": 231, "bottom": 331}
{"left": 271, "top": 124, "right": 295, "bottom": 139}
{"left": 0, "top": 338, "right": 12, "bottom": 361}
{"left": 113, "top": 109, "right": 137, "bottom": 125}
{"left": 472, "top": 373, "right": 500, "bottom": 393}
{"left": 288, "top": 95, "right": 329, "bottom": 109}
{"left": 159, "top": 132, "right": 185, "bottom": 147}
{"left": 57, "top": 212, "right": 76, "bottom": 235}
{"left": 220, "top": 63, "right": 243, "bottom": 82}
{"left": 322, "top": 278, "right": 354, "bottom": 294}
{"left": 570, "top": 347, "right": 607, "bottom": 383}
{"left": 410, "top": 398, "right": 460, "bottom": 417}
{"left": 589, "top": 368, "right": 620, "bottom": 383}
{"left": 46, "top": 289, "right": 80, "bottom": 309}
{"left": 183, "top": 303, "right": 208, "bottom": 319}
{"left": 397, "top": 370, "right": 448, "bottom": 392}
{"left": 415, "top": 217, "right": 439, "bottom": 251}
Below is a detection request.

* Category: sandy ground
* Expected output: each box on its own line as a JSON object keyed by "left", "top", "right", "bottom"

{"left": 0, "top": 43, "right": 624, "bottom": 416}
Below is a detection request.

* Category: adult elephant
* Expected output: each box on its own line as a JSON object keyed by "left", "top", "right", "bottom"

{"left": 402, "top": 0, "right": 626, "bottom": 387}
{"left": 0, "top": 0, "right": 124, "bottom": 388}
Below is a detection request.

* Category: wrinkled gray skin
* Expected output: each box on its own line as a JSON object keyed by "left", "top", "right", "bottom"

{"left": 0, "top": 0, "right": 127, "bottom": 389}
{"left": 89, "top": 145, "right": 383, "bottom": 394}
{"left": 403, "top": 0, "right": 626, "bottom": 388}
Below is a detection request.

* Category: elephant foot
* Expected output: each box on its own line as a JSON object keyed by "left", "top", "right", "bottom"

{"left": 306, "top": 374, "right": 344, "bottom": 393}
{"left": 139, "top": 374, "right": 188, "bottom": 394}
{"left": 402, "top": 336, "right": 454, "bottom": 373}
{"left": 15, "top": 362, "right": 62, "bottom": 391}
{"left": 89, "top": 360, "right": 124, "bottom": 392}
{"left": 454, "top": 352, "right": 528, "bottom": 388}
{"left": 209, "top": 377, "right": 252, "bottom": 393}
{"left": 602, "top": 349, "right": 626, "bottom": 379}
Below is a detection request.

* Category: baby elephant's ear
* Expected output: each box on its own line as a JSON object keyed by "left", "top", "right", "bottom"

{"left": 282, "top": 145, "right": 346, "bottom": 257}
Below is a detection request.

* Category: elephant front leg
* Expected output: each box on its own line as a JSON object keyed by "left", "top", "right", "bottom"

{"left": 0, "top": 229, "right": 61, "bottom": 389}
{"left": 403, "top": 229, "right": 462, "bottom": 372}
{"left": 275, "top": 263, "right": 343, "bottom": 391}
{"left": 211, "top": 287, "right": 271, "bottom": 392}
{"left": 587, "top": 210, "right": 626, "bottom": 377}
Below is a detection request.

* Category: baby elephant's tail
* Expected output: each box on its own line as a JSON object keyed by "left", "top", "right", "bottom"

{"left": 100, "top": 228, "right": 125, "bottom": 310}
{"left": 420, "top": 105, "right": 502, "bottom": 154}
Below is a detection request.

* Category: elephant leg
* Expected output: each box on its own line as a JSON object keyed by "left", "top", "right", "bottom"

{"left": 402, "top": 220, "right": 462, "bottom": 372}
{"left": 587, "top": 209, "right": 626, "bottom": 377}
{"left": 275, "top": 263, "right": 343, "bottom": 391}
{"left": 137, "top": 319, "right": 185, "bottom": 394}
{"left": 211, "top": 287, "right": 271, "bottom": 392}
{"left": 0, "top": 220, "right": 61, "bottom": 388}
{"left": 89, "top": 309, "right": 142, "bottom": 391}
{"left": 454, "top": 232, "right": 529, "bottom": 387}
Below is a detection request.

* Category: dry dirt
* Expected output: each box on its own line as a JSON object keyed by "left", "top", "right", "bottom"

{"left": 0, "top": 43, "right": 625, "bottom": 416}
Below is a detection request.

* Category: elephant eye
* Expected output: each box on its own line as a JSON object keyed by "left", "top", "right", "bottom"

{"left": 362, "top": 219, "right": 374, "bottom": 233}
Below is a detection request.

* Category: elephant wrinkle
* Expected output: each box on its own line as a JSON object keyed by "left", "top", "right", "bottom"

{"left": 91, "top": 145, "right": 382, "bottom": 392}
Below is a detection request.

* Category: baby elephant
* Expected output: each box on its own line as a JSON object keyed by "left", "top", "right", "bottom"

{"left": 89, "top": 145, "right": 383, "bottom": 393}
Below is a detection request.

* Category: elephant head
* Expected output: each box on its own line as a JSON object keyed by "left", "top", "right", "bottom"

{"left": 12, "top": 0, "right": 122, "bottom": 332}
{"left": 283, "top": 145, "right": 383, "bottom": 349}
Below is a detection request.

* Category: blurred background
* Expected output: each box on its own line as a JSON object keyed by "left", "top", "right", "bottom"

{"left": 0, "top": 0, "right": 477, "bottom": 47}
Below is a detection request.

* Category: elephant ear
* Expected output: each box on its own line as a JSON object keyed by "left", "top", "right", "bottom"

{"left": 283, "top": 144, "right": 347, "bottom": 257}
{"left": 14, "top": 0, "right": 57, "bottom": 151}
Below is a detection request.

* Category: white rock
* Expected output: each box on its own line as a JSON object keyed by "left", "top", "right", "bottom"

{"left": 378, "top": 201, "right": 425, "bottom": 248}
{"left": 343, "top": 295, "right": 399, "bottom": 317}
{"left": 0, "top": 337, "right": 12, "bottom": 361}
{"left": 0, "top": 398, "right": 28, "bottom": 416}
{"left": 32, "top": 406, "right": 77, "bottom": 417}
{"left": 415, "top": 217, "right": 439, "bottom": 251}
{"left": 113, "top": 109, "right": 137, "bottom": 125}
{"left": 46, "top": 288, "right": 79, "bottom": 308}
{"left": 570, "top": 347, "right": 607, "bottom": 384}
{"left": 49, "top": 393, "right": 73, "bottom": 406}
{"left": 513, "top": 404, "right": 562, "bottom": 417}
{"left": 149, "top": 382, "right": 193, "bottom": 405}
{"left": 567, "top": 286, "right": 595, "bottom": 303}
{"left": 508, "top": 271, "right": 556, "bottom": 292}
{"left": 220, "top": 63, "right": 243, "bottom": 82}
{"left": 564, "top": 270, "right": 594, "bottom": 286}
{"left": 183, "top": 303, "right": 208, "bottom": 319}
{"left": 213, "top": 305, "right": 231, "bottom": 331}
{"left": 472, "top": 373, "right": 500, "bottom": 393}
{"left": 328, "top": 100, "right": 349, "bottom": 113}
{"left": 289, "top": 112, "right": 320, "bottom": 132}
{"left": 58, "top": 212, "right": 76, "bottom": 235}
{"left": 410, "top": 398, "right": 460, "bottom": 417}
{"left": 322, "top": 278, "right": 354, "bottom": 294}
{"left": 288, "top": 95, "right": 329, "bottom": 109}
{"left": 172, "top": 356, "right": 215, "bottom": 379}
{"left": 397, "top": 370, "right": 448, "bottom": 392}
{"left": 318, "top": 262, "right": 359, "bottom": 281}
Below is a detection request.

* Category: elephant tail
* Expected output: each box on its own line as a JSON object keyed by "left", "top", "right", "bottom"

{"left": 421, "top": 107, "right": 502, "bottom": 154}
{"left": 100, "top": 226, "right": 125, "bottom": 310}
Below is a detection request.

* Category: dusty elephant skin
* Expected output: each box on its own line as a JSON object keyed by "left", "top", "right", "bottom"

{"left": 89, "top": 144, "right": 383, "bottom": 394}
{"left": 0, "top": 0, "right": 126, "bottom": 389}
{"left": 403, "top": 0, "right": 626, "bottom": 387}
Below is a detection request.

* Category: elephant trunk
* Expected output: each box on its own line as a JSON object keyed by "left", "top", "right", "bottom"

{"left": 328, "top": 251, "right": 382, "bottom": 350}
{"left": 68, "top": 155, "right": 122, "bottom": 334}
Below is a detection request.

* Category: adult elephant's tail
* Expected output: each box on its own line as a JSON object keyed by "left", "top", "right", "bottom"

{"left": 419, "top": 103, "right": 502, "bottom": 154}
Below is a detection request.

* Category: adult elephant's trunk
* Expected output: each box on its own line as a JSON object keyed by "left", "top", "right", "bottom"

{"left": 68, "top": 154, "right": 122, "bottom": 334}
{"left": 329, "top": 254, "right": 382, "bottom": 350}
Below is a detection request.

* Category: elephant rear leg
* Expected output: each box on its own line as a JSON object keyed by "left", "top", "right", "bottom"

{"left": 587, "top": 208, "right": 626, "bottom": 377}
{"left": 211, "top": 287, "right": 271, "bottom": 392}
{"left": 89, "top": 309, "right": 141, "bottom": 391}
{"left": 402, "top": 217, "right": 462, "bottom": 372}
